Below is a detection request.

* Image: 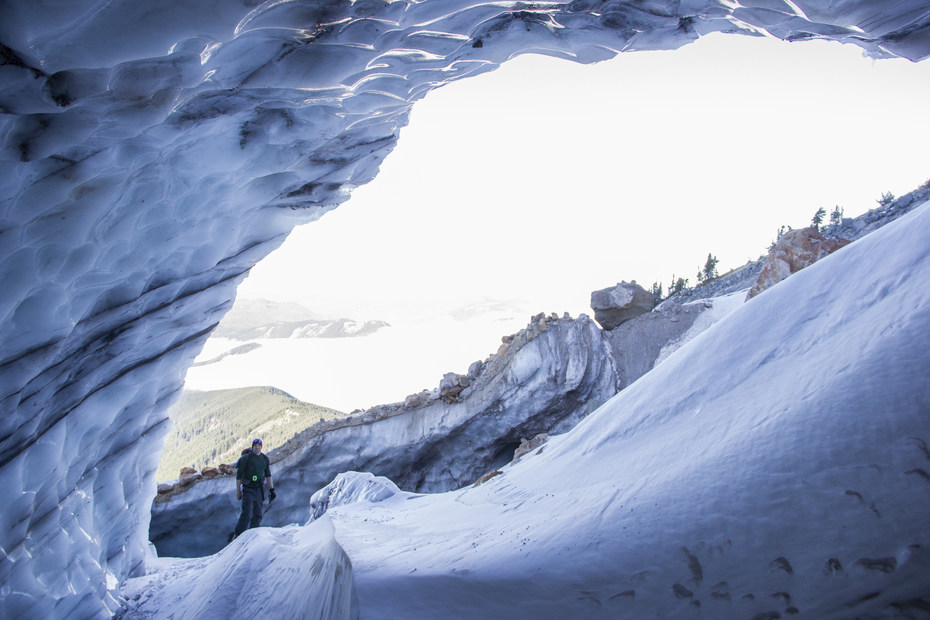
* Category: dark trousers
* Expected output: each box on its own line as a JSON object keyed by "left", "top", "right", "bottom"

{"left": 235, "top": 485, "right": 264, "bottom": 536}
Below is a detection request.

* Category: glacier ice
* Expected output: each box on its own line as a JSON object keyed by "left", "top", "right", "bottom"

{"left": 2, "top": 0, "right": 930, "bottom": 616}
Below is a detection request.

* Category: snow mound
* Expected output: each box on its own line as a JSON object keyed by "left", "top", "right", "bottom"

{"left": 309, "top": 472, "right": 406, "bottom": 522}
{"left": 121, "top": 517, "right": 358, "bottom": 620}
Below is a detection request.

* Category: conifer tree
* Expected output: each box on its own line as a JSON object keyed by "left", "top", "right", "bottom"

{"left": 701, "top": 253, "right": 719, "bottom": 282}
{"left": 811, "top": 207, "right": 826, "bottom": 231}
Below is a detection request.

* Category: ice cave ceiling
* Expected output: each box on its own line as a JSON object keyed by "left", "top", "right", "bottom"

{"left": 1, "top": 0, "right": 929, "bottom": 616}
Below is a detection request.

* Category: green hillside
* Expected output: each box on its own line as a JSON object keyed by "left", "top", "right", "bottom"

{"left": 157, "top": 387, "right": 344, "bottom": 481}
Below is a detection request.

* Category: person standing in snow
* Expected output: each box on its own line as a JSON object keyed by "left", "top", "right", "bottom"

{"left": 234, "top": 438, "right": 276, "bottom": 537}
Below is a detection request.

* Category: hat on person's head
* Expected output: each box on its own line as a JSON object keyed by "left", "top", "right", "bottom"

{"left": 252, "top": 438, "right": 262, "bottom": 445}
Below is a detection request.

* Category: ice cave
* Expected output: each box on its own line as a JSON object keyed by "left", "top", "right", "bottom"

{"left": 1, "top": 0, "right": 929, "bottom": 618}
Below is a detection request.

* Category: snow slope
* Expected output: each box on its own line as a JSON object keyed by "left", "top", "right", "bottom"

{"left": 654, "top": 289, "right": 749, "bottom": 365}
{"left": 327, "top": 199, "right": 930, "bottom": 618}
{"left": 124, "top": 200, "right": 930, "bottom": 618}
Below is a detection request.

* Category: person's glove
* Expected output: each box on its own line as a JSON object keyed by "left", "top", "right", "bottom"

{"left": 269, "top": 488, "right": 277, "bottom": 501}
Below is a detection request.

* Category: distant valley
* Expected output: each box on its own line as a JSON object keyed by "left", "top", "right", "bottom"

{"left": 211, "top": 299, "right": 390, "bottom": 342}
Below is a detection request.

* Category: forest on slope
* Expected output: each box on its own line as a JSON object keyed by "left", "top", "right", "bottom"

{"left": 157, "top": 387, "right": 344, "bottom": 480}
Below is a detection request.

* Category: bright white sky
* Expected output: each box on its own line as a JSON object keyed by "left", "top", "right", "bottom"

{"left": 237, "top": 33, "right": 930, "bottom": 323}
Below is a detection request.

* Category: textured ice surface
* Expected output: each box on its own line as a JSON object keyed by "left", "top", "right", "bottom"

{"left": 2, "top": 0, "right": 930, "bottom": 616}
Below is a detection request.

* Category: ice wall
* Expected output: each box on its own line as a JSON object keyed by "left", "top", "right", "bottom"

{"left": 1, "top": 0, "right": 929, "bottom": 616}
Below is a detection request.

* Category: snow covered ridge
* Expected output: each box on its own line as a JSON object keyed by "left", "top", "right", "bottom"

{"left": 1, "top": 0, "right": 930, "bottom": 616}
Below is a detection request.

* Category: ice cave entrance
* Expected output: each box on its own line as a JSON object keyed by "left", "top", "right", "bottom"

{"left": 7, "top": 2, "right": 930, "bottom": 615}
{"left": 180, "top": 32, "right": 930, "bottom": 421}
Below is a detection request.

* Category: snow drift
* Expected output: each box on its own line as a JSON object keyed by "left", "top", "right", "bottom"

{"left": 2, "top": 0, "right": 930, "bottom": 616}
{"left": 122, "top": 516, "right": 358, "bottom": 619}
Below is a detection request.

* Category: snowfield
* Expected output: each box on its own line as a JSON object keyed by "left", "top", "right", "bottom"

{"left": 124, "top": 201, "right": 930, "bottom": 618}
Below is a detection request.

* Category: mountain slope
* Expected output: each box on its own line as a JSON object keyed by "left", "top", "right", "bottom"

{"left": 156, "top": 387, "right": 344, "bottom": 480}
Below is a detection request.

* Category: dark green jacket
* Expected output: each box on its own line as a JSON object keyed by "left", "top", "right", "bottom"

{"left": 236, "top": 452, "right": 271, "bottom": 488}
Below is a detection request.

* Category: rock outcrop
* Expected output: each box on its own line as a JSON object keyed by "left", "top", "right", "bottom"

{"left": 599, "top": 258, "right": 764, "bottom": 389}
{"left": 590, "top": 281, "right": 655, "bottom": 330}
{"left": 438, "top": 372, "right": 470, "bottom": 403}
{"left": 747, "top": 227, "right": 850, "bottom": 299}
{"left": 150, "top": 314, "right": 618, "bottom": 557}
{"left": 513, "top": 433, "right": 549, "bottom": 461}
{"left": 822, "top": 184, "right": 930, "bottom": 243}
